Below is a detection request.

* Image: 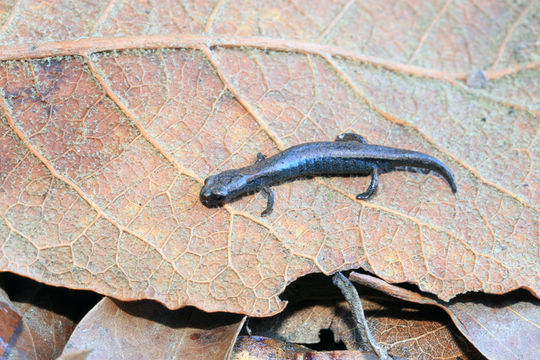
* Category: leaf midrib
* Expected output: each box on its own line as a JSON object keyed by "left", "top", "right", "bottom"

{"left": 1, "top": 35, "right": 537, "bottom": 81}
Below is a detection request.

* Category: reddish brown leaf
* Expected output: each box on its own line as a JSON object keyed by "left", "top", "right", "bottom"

{"left": 5, "top": 277, "right": 83, "bottom": 360}
{"left": 9, "top": 289, "right": 77, "bottom": 360}
{"left": 351, "top": 272, "right": 540, "bottom": 360}
{"left": 0, "top": 288, "right": 36, "bottom": 359}
{"left": 0, "top": 0, "right": 538, "bottom": 316}
{"left": 0, "top": 279, "right": 81, "bottom": 360}
{"left": 61, "top": 297, "right": 245, "bottom": 360}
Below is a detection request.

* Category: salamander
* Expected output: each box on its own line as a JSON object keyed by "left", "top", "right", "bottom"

{"left": 200, "top": 133, "right": 457, "bottom": 216}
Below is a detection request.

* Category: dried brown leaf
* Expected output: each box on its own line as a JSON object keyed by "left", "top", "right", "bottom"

{"left": 232, "top": 336, "right": 310, "bottom": 360}
{"left": 0, "top": 0, "right": 538, "bottom": 316}
{"left": 0, "top": 288, "right": 37, "bottom": 359}
{"left": 350, "top": 272, "right": 540, "bottom": 360}
{"left": 0, "top": 280, "right": 80, "bottom": 360}
{"left": 61, "top": 297, "right": 245, "bottom": 360}
{"left": 249, "top": 299, "right": 483, "bottom": 359}
{"left": 295, "top": 351, "right": 378, "bottom": 360}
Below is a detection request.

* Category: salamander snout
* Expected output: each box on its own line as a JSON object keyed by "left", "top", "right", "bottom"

{"left": 200, "top": 172, "right": 248, "bottom": 208}
{"left": 199, "top": 186, "right": 227, "bottom": 207}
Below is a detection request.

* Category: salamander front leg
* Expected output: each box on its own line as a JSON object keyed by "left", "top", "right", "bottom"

{"left": 357, "top": 168, "right": 379, "bottom": 200}
{"left": 335, "top": 133, "right": 367, "bottom": 144}
{"left": 256, "top": 152, "right": 266, "bottom": 162}
{"left": 260, "top": 187, "right": 275, "bottom": 217}
{"left": 255, "top": 152, "right": 274, "bottom": 216}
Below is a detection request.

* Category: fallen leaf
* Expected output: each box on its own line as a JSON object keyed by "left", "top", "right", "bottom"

{"left": 248, "top": 300, "right": 356, "bottom": 348}
{"left": 231, "top": 336, "right": 310, "bottom": 360}
{"left": 350, "top": 272, "right": 540, "bottom": 360}
{"left": 56, "top": 351, "right": 92, "bottom": 360}
{"left": 60, "top": 297, "right": 245, "bottom": 360}
{"left": 294, "top": 351, "right": 378, "bottom": 360}
{"left": 247, "top": 274, "right": 483, "bottom": 358}
{"left": 0, "top": 287, "right": 36, "bottom": 359}
{"left": 248, "top": 299, "right": 483, "bottom": 359}
{"left": 232, "top": 336, "right": 377, "bottom": 360}
{"left": 0, "top": 274, "right": 92, "bottom": 360}
{"left": 4, "top": 282, "right": 80, "bottom": 360}
{"left": 0, "top": 0, "right": 538, "bottom": 316}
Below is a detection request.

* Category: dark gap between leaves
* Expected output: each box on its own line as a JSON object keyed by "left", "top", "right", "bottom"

{"left": 303, "top": 328, "right": 347, "bottom": 351}
{"left": 0, "top": 272, "right": 102, "bottom": 323}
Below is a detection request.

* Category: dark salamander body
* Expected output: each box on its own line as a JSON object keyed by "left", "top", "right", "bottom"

{"left": 200, "top": 133, "right": 457, "bottom": 216}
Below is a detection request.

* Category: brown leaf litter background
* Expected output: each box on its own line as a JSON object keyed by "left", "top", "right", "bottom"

{"left": 0, "top": 0, "right": 538, "bottom": 319}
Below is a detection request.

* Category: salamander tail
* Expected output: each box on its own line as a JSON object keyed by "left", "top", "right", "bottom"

{"left": 412, "top": 153, "right": 457, "bottom": 193}
{"left": 383, "top": 149, "right": 457, "bottom": 193}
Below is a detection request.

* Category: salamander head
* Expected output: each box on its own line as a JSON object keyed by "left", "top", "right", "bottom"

{"left": 200, "top": 170, "right": 248, "bottom": 207}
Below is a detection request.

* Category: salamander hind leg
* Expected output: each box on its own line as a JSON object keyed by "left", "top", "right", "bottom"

{"left": 260, "top": 187, "right": 275, "bottom": 217}
{"left": 357, "top": 168, "right": 379, "bottom": 200}
{"left": 335, "top": 132, "right": 367, "bottom": 144}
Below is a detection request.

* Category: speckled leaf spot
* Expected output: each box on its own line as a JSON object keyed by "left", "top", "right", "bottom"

{"left": 0, "top": 0, "right": 538, "bottom": 316}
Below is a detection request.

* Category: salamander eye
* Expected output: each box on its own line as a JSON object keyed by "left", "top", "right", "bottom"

{"left": 204, "top": 175, "right": 216, "bottom": 185}
{"left": 213, "top": 190, "right": 226, "bottom": 199}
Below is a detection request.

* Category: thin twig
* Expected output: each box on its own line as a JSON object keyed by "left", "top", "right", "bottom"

{"left": 332, "top": 272, "right": 392, "bottom": 360}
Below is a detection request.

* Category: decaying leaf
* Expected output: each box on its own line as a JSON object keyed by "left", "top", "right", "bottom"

{"left": 0, "top": 277, "right": 84, "bottom": 360}
{"left": 61, "top": 297, "right": 245, "bottom": 360}
{"left": 0, "top": 287, "right": 37, "bottom": 359}
{"left": 232, "top": 336, "right": 379, "bottom": 360}
{"left": 248, "top": 299, "right": 482, "bottom": 359}
{"left": 295, "top": 351, "right": 379, "bottom": 360}
{"left": 0, "top": 0, "right": 538, "bottom": 316}
{"left": 350, "top": 272, "right": 540, "bottom": 360}
{"left": 231, "top": 336, "right": 311, "bottom": 360}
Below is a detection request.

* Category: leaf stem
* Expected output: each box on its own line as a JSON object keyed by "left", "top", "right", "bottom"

{"left": 332, "top": 272, "right": 392, "bottom": 360}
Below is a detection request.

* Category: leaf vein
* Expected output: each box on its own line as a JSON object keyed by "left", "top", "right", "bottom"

{"left": 323, "top": 54, "right": 539, "bottom": 210}
{"left": 1, "top": 35, "right": 537, "bottom": 82}
{"left": 490, "top": 0, "right": 537, "bottom": 70}
{"left": 0, "top": 0, "right": 22, "bottom": 36}
{"left": 408, "top": 0, "right": 453, "bottom": 64}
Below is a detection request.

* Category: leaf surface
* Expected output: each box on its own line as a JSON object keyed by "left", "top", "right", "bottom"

{"left": 6, "top": 286, "right": 78, "bottom": 359}
{"left": 61, "top": 298, "right": 245, "bottom": 360}
{"left": 351, "top": 272, "right": 540, "bottom": 360}
{"left": 0, "top": 0, "right": 538, "bottom": 316}
{"left": 249, "top": 299, "right": 483, "bottom": 359}
{"left": 0, "top": 288, "right": 36, "bottom": 359}
{"left": 231, "top": 336, "right": 311, "bottom": 360}
{"left": 0, "top": 274, "right": 98, "bottom": 359}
